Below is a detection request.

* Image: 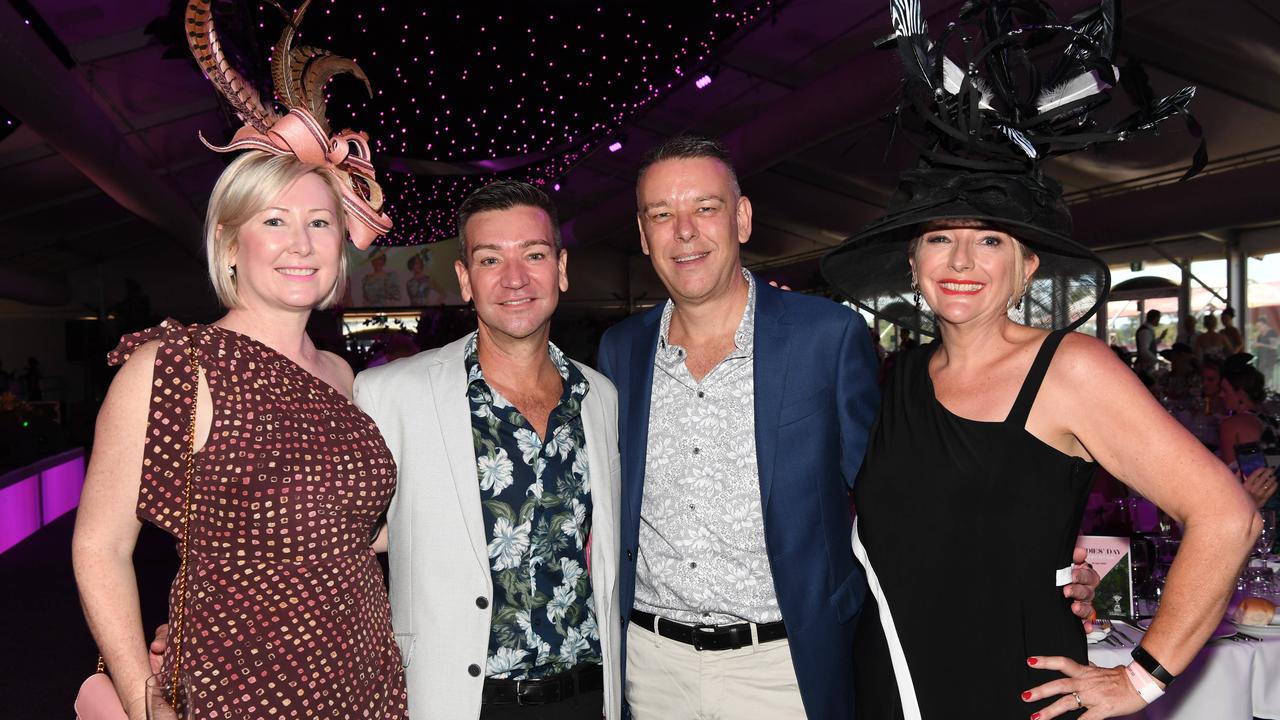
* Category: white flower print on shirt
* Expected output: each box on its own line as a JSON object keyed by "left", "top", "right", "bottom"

{"left": 562, "top": 498, "right": 588, "bottom": 549}
{"left": 487, "top": 646, "right": 529, "bottom": 676}
{"left": 560, "top": 556, "right": 585, "bottom": 588}
{"left": 478, "top": 448, "right": 514, "bottom": 497}
{"left": 488, "top": 517, "right": 531, "bottom": 571}
{"left": 515, "top": 428, "right": 542, "bottom": 465}
{"left": 547, "top": 584, "right": 576, "bottom": 624}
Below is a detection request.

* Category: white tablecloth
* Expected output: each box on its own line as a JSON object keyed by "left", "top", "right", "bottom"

{"left": 1088, "top": 623, "right": 1280, "bottom": 720}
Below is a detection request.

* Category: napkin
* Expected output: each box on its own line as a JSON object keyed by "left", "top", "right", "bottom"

{"left": 1086, "top": 619, "right": 1114, "bottom": 644}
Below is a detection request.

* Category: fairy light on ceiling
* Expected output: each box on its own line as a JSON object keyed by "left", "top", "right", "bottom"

{"left": 210, "top": 0, "right": 779, "bottom": 245}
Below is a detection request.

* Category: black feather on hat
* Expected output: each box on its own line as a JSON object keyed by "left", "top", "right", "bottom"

{"left": 821, "top": 0, "right": 1206, "bottom": 336}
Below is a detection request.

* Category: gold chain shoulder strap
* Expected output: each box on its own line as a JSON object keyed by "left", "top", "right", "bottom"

{"left": 92, "top": 328, "right": 201, "bottom": 704}
{"left": 165, "top": 328, "right": 201, "bottom": 708}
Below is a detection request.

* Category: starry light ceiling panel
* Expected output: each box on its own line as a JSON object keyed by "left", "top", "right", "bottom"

{"left": 189, "top": 0, "right": 777, "bottom": 245}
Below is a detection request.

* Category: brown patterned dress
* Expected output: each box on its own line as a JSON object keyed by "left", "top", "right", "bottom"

{"left": 109, "top": 319, "right": 408, "bottom": 719}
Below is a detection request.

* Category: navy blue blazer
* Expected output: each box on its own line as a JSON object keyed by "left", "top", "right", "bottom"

{"left": 597, "top": 279, "right": 881, "bottom": 719}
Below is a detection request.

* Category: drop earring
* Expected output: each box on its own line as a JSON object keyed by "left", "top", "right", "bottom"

{"left": 911, "top": 277, "right": 920, "bottom": 309}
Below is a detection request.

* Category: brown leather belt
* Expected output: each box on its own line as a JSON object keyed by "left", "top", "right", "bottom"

{"left": 481, "top": 663, "right": 603, "bottom": 706}
{"left": 630, "top": 609, "right": 787, "bottom": 651}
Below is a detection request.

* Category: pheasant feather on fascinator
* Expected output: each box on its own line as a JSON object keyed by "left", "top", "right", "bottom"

{"left": 186, "top": 0, "right": 391, "bottom": 249}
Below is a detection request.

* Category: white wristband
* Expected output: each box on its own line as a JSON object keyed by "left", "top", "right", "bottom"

{"left": 1125, "top": 662, "right": 1165, "bottom": 704}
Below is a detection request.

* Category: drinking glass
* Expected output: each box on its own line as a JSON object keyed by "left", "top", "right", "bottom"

{"left": 1155, "top": 535, "right": 1181, "bottom": 565}
{"left": 1135, "top": 564, "right": 1166, "bottom": 619}
{"left": 1256, "top": 509, "right": 1276, "bottom": 558}
{"left": 394, "top": 633, "right": 416, "bottom": 669}
{"left": 1240, "top": 562, "right": 1277, "bottom": 602}
{"left": 145, "top": 673, "right": 190, "bottom": 720}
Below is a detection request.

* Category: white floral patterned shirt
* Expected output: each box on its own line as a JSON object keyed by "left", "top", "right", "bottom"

{"left": 634, "top": 271, "right": 782, "bottom": 625}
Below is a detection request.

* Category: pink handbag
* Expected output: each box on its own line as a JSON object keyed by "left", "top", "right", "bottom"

{"left": 74, "top": 661, "right": 128, "bottom": 720}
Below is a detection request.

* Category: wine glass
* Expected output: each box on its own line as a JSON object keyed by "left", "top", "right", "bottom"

{"left": 394, "top": 633, "right": 416, "bottom": 669}
{"left": 145, "top": 674, "right": 190, "bottom": 720}
{"left": 1255, "top": 509, "right": 1276, "bottom": 559}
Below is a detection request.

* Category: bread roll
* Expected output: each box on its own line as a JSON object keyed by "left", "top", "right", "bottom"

{"left": 1233, "top": 597, "right": 1277, "bottom": 626}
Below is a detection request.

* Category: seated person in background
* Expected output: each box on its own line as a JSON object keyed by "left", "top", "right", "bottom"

{"left": 1194, "top": 313, "right": 1232, "bottom": 362}
{"left": 1156, "top": 342, "right": 1197, "bottom": 400}
{"left": 1218, "top": 358, "right": 1279, "bottom": 509}
{"left": 1200, "top": 358, "right": 1228, "bottom": 416}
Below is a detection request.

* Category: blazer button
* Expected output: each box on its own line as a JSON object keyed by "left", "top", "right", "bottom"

{"left": 468, "top": 664, "right": 481, "bottom": 677}
{"left": 626, "top": 549, "right": 634, "bottom": 561}
{"left": 476, "top": 596, "right": 490, "bottom": 609}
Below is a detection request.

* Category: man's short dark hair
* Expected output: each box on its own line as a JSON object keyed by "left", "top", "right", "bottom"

{"left": 456, "top": 180, "right": 561, "bottom": 263}
{"left": 1145, "top": 309, "right": 1162, "bottom": 323}
{"left": 635, "top": 134, "right": 741, "bottom": 208}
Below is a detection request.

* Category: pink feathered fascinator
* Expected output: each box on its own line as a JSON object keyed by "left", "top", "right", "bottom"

{"left": 186, "top": 0, "right": 392, "bottom": 249}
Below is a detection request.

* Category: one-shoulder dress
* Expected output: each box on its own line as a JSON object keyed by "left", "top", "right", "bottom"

{"left": 109, "top": 320, "right": 408, "bottom": 718}
{"left": 852, "top": 329, "right": 1095, "bottom": 719}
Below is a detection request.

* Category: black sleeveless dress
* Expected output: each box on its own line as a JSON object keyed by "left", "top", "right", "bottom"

{"left": 853, "top": 329, "right": 1095, "bottom": 719}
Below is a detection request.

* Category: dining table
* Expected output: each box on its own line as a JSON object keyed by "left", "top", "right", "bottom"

{"left": 1087, "top": 620, "right": 1280, "bottom": 719}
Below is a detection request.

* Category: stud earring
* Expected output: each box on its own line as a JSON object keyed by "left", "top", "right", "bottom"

{"left": 229, "top": 264, "right": 237, "bottom": 278}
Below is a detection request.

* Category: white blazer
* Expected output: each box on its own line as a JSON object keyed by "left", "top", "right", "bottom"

{"left": 354, "top": 333, "right": 622, "bottom": 720}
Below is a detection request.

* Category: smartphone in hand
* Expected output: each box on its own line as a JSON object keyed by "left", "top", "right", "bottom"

{"left": 1237, "top": 441, "right": 1268, "bottom": 477}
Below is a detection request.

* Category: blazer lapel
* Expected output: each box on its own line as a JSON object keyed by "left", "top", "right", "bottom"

{"left": 752, "top": 281, "right": 790, "bottom": 514}
{"left": 581, "top": 383, "right": 617, "bottom": 597}
{"left": 624, "top": 310, "right": 661, "bottom": 524}
{"left": 429, "top": 333, "right": 489, "bottom": 573}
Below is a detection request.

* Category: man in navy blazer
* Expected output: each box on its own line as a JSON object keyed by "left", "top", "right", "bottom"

{"left": 596, "top": 135, "right": 880, "bottom": 718}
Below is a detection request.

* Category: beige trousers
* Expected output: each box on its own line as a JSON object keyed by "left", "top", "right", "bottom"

{"left": 625, "top": 622, "right": 808, "bottom": 720}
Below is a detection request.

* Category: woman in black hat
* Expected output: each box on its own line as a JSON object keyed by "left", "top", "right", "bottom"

{"left": 822, "top": 1, "right": 1260, "bottom": 718}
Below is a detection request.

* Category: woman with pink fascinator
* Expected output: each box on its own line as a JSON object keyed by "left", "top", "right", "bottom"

{"left": 71, "top": 2, "right": 406, "bottom": 717}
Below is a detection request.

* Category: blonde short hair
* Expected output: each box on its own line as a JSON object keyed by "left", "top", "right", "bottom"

{"left": 205, "top": 152, "right": 350, "bottom": 309}
{"left": 909, "top": 220, "right": 1037, "bottom": 309}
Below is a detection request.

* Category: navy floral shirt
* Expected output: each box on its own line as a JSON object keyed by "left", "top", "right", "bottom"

{"left": 465, "top": 334, "right": 602, "bottom": 680}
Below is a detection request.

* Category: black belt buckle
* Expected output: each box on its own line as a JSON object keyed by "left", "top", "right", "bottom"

{"left": 515, "top": 677, "right": 563, "bottom": 706}
{"left": 692, "top": 624, "right": 726, "bottom": 652}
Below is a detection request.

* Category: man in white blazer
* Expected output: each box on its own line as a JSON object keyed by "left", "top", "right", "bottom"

{"left": 355, "top": 181, "right": 622, "bottom": 719}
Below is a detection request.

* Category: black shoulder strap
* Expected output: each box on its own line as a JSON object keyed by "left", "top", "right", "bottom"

{"left": 1007, "top": 329, "right": 1068, "bottom": 426}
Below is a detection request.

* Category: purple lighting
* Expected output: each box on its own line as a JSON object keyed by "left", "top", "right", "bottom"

{"left": 0, "top": 449, "right": 86, "bottom": 555}
{"left": 553, "top": 182, "right": 561, "bottom": 191}
{"left": 695, "top": 73, "right": 714, "bottom": 89}
{"left": 42, "top": 454, "right": 86, "bottom": 524}
{"left": 608, "top": 141, "right": 623, "bottom": 153}
{"left": 0, "top": 476, "right": 40, "bottom": 556}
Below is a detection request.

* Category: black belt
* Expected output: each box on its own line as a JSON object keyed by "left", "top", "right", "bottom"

{"left": 481, "top": 663, "right": 603, "bottom": 706}
{"left": 630, "top": 609, "right": 787, "bottom": 651}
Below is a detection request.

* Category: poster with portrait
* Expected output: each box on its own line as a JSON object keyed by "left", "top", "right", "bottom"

{"left": 343, "top": 241, "right": 464, "bottom": 308}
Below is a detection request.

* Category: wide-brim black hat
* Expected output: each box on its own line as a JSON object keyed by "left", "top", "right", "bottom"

{"left": 817, "top": 0, "right": 1206, "bottom": 337}
{"left": 821, "top": 167, "right": 1110, "bottom": 337}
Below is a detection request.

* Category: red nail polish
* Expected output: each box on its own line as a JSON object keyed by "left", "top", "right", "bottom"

{"left": 1022, "top": 691, "right": 1032, "bottom": 701}
{"left": 1032, "top": 714, "right": 1041, "bottom": 720}
{"left": 1027, "top": 657, "right": 1038, "bottom": 666}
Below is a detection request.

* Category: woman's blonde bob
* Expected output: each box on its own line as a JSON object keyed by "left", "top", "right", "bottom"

{"left": 205, "top": 151, "right": 350, "bottom": 309}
